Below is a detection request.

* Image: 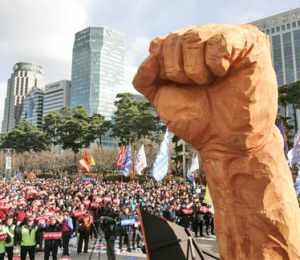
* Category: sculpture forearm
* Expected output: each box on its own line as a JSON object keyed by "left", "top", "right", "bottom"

{"left": 201, "top": 127, "right": 300, "bottom": 259}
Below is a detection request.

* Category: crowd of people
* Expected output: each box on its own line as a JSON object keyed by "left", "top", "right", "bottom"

{"left": 0, "top": 176, "right": 214, "bottom": 260}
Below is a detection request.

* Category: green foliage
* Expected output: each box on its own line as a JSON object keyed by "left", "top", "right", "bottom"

{"left": 87, "top": 114, "right": 111, "bottom": 147}
{"left": 56, "top": 106, "right": 91, "bottom": 154}
{"left": 278, "top": 81, "right": 300, "bottom": 141}
{"left": 43, "top": 111, "right": 62, "bottom": 145}
{"left": 171, "top": 135, "right": 182, "bottom": 175}
{"left": 278, "top": 81, "right": 300, "bottom": 108}
{"left": 0, "top": 121, "right": 49, "bottom": 153}
{"left": 111, "top": 93, "right": 162, "bottom": 144}
{"left": 43, "top": 107, "right": 111, "bottom": 153}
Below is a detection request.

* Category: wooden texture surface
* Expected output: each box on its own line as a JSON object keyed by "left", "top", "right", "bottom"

{"left": 133, "top": 24, "right": 300, "bottom": 260}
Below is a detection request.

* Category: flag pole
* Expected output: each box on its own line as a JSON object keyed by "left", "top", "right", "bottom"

{"left": 131, "top": 143, "right": 136, "bottom": 182}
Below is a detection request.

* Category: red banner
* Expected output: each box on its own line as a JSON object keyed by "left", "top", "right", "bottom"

{"left": 0, "top": 205, "right": 10, "bottom": 211}
{"left": 36, "top": 216, "right": 49, "bottom": 222}
{"left": 43, "top": 232, "right": 62, "bottom": 240}
{"left": 0, "top": 233, "right": 7, "bottom": 241}
{"left": 103, "top": 197, "right": 112, "bottom": 203}
{"left": 95, "top": 197, "right": 102, "bottom": 203}
{"left": 113, "top": 199, "right": 120, "bottom": 205}
{"left": 60, "top": 257, "right": 71, "bottom": 260}
{"left": 182, "top": 208, "right": 193, "bottom": 215}
{"left": 73, "top": 211, "right": 85, "bottom": 218}
{"left": 90, "top": 202, "right": 98, "bottom": 208}
{"left": 200, "top": 206, "right": 209, "bottom": 213}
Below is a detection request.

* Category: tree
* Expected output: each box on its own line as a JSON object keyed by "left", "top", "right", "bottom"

{"left": 43, "top": 111, "right": 62, "bottom": 146}
{"left": 87, "top": 114, "right": 111, "bottom": 149}
{"left": 278, "top": 81, "right": 300, "bottom": 142}
{"left": 0, "top": 121, "right": 49, "bottom": 153}
{"left": 111, "top": 93, "right": 161, "bottom": 144}
{"left": 278, "top": 81, "right": 300, "bottom": 107}
{"left": 111, "top": 93, "right": 162, "bottom": 177}
{"left": 56, "top": 106, "right": 91, "bottom": 154}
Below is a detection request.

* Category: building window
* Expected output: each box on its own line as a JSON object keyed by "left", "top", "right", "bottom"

{"left": 281, "top": 25, "right": 286, "bottom": 31}
{"left": 293, "top": 30, "right": 300, "bottom": 80}
{"left": 21, "top": 78, "right": 24, "bottom": 94}
{"left": 293, "top": 22, "right": 297, "bottom": 28}
{"left": 283, "top": 32, "right": 295, "bottom": 84}
{"left": 287, "top": 23, "right": 291, "bottom": 30}
{"left": 272, "top": 35, "right": 284, "bottom": 86}
{"left": 276, "top": 26, "right": 280, "bottom": 32}
{"left": 271, "top": 28, "right": 275, "bottom": 33}
{"left": 25, "top": 78, "right": 28, "bottom": 94}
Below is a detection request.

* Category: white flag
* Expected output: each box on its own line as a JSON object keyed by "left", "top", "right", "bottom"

{"left": 187, "top": 155, "right": 199, "bottom": 183}
{"left": 135, "top": 145, "right": 147, "bottom": 175}
{"left": 288, "top": 149, "right": 294, "bottom": 166}
{"left": 188, "top": 155, "right": 199, "bottom": 175}
{"left": 152, "top": 129, "right": 174, "bottom": 181}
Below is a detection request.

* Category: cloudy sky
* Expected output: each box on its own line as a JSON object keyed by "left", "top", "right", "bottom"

{"left": 0, "top": 0, "right": 299, "bottom": 122}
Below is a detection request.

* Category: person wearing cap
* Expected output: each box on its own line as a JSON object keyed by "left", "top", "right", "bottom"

{"left": 77, "top": 212, "right": 93, "bottom": 254}
{"left": 61, "top": 212, "right": 73, "bottom": 256}
{"left": 192, "top": 201, "right": 204, "bottom": 237}
{"left": 0, "top": 220, "right": 10, "bottom": 260}
{"left": 4, "top": 217, "right": 15, "bottom": 260}
{"left": 15, "top": 216, "right": 39, "bottom": 260}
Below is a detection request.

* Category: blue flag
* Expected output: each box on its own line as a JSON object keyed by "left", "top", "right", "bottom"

{"left": 295, "top": 173, "right": 300, "bottom": 196}
{"left": 152, "top": 129, "right": 174, "bottom": 181}
{"left": 276, "top": 117, "right": 288, "bottom": 158}
{"left": 291, "top": 132, "right": 300, "bottom": 166}
{"left": 122, "top": 145, "right": 132, "bottom": 177}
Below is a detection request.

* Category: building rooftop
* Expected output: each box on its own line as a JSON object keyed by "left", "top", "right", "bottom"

{"left": 252, "top": 8, "right": 300, "bottom": 29}
{"left": 13, "top": 62, "right": 43, "bottom": 74}
{"left": 74, "top": 26, "right": 125, "bottom": 38}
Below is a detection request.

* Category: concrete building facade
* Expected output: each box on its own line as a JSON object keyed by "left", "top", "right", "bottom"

{"left": 43, "top": 80, "right": 71, "bottom": 116}
{"left": 2, "top": 62, "right": 44, "bottom": 132}
{"left": 252, "top": 8, "right": 300, "bottom": 135}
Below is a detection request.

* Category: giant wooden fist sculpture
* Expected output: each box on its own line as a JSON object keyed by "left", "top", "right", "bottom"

{"left": 133, "top": 25, "right": 300, "bottom": 260}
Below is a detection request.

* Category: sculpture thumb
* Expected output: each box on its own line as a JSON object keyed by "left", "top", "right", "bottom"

{"left": 133, "top": 54, "right": 160, "bottom": 102}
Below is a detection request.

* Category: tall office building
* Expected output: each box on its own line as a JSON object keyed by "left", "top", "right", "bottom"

{"left": 252, "top": 8, "right": 300, "bottom": 134}
{"left": 43, "top": 80, "right": 71, "bottom": 116}
{"left": 70, "top": 27, "right": 125, "bottom": 119}
{"left": 252, "top": 8, "right": 300, "bottom": 86}
{"left": 2, "top": 62, "right": 44, "bottom": 132}
{"left": 21, "top": 87, "right": 44, "bottom": 128}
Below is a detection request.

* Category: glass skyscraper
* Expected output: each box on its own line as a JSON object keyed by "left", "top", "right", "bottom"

{"left": 252, "top": 8, "right": 300, "bottom": 135}
{"left": 70, "top": 27, "right": 125, "bottom": 119}
{"left": 21, "top": 87, "right": 44, "bottom": 128}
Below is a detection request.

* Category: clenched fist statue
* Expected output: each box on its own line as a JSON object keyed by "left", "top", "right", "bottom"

{"left": 133, "top": 25, "right": 300, "bottom": 260}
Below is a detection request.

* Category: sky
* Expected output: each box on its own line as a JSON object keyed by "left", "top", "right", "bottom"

{"left": 0, "top": 0, "right": 299, "bottom": 123}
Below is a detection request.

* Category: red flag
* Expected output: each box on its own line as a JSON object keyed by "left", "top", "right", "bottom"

{"left": 116, "top": 146, "right": 126, "bottom": 169}
{"left": 79, "top": 150, "right": 95, "bottom": 173}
